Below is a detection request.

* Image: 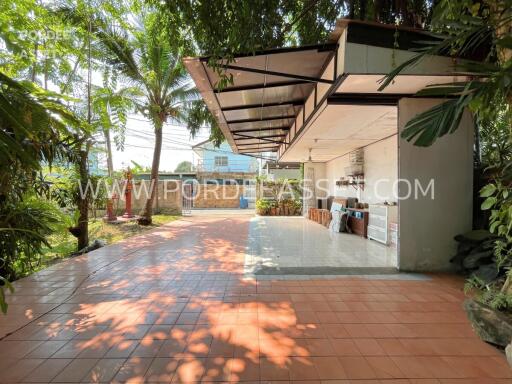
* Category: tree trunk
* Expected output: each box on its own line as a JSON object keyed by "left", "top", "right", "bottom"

{"left": 104, "top": 129, "right": 114, "bottom": 177}
{"left": 31, "top": 42, "right": 38, "bottom": 82}
{"left": 360, "top": 0, "right": 367, "bottom": 20}
{"left": 348, "top": 0, "right": 355, "bottom": 19}
{"left": 77, "top": 144, "right": 90, "bottom": 250}
{"left": 138, "top": 118, "right": 163, "bottom": 225}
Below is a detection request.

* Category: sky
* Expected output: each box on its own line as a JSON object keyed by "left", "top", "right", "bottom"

{"left": 106, "top": 114, "right": 211, "bottom": 172}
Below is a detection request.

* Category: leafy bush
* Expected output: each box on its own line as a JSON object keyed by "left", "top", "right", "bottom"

{"left": 461, "top": 181, "right": 512, "bottom": 313}
{"left": 0, "top": 197, "right": 69, "bottom": 281}
{"left": 255, "top": 199, "right": 271, "bottom": 215}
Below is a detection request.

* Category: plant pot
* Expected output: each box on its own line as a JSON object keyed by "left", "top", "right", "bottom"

{"left": 270, "top": 207, "right": 276, "bottom": 216}
{"left": 464, "top": 298, "right": 512, "bottom": 348}
{"left": 284, "top": 207, "right": 289, "bottom": 216}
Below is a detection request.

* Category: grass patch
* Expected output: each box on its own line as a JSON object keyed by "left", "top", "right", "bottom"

{"left": 37, "top": 214, "right": 180, "bottom": 272}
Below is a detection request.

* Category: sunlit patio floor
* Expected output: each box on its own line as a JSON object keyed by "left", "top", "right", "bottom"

{"left": 0, "top": 214, "right": 510, "bottom": 383}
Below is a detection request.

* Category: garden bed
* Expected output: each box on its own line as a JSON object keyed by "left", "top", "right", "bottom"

{"left": 33, "top": 214, "right": 180, "bottom": 277}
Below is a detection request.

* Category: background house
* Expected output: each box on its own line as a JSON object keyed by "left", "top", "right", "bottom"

{"left": 193, "top": 140, "right": 258, "bottom": 174}
{"left": 192, "top": 140, "right": 259, "bottom": 208}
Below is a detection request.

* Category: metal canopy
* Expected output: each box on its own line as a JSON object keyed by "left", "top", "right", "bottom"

{"left": 185, "top": 18, "right": 486, "bottom": 161}
{"left": 184, "top": 43, "right": 337, "bottom": 153}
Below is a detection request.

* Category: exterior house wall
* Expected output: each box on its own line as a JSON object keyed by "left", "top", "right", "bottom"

{"left": 398, "top": 98, "right": 473, "bottom": 271}
{"left": 199, "top": 142, "right": 258, "bottom": 173}
{"left": 325, "top": 135, "right": 398, "bottom": 204}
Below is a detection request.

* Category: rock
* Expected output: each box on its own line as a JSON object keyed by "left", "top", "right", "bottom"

{"left": 462, "top": 250, "right": 494, "bottom": 269}
{"left": 454, "top": 230, "right": 494, "bottom": 244}
{"left": 71, "top": 239, "right": 107, "bottom": 257}
{"left": 464, "top": 299, "right": 512, "bottom": 347}
{"left": 472, "top": 264, "right": 500, "bottom": 284}
{"left": 506, "top": 343, "right": 512, "bottom": 367}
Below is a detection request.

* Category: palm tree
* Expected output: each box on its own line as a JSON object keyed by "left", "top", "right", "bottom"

{"left": 92, "top": 16, "right": 204, "bottom": 224}
{"left": 92, "top": 74, "right": 140, "bottom": 177}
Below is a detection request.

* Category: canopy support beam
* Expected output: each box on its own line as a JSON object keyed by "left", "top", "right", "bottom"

{"left": 226, "top": 115, "right": 295, "bottom": 124}
{"left": 233, "top": 132, "right": 288, "bottom": 145}
{"left": 230, "top": 126, "right": 290, "bottom": 133}
{"left": 221, "top": 99, "right": 304, "bottom": 111}
{"left": 220, "top": 64, "right": 334, "bottom": 85}
{"left": 214, "top": 80, "right": 309, "bottom": 93}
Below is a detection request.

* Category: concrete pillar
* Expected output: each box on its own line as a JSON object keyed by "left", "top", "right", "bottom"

{"left": 398, "top": 98, "right": 474, "bottom": 271}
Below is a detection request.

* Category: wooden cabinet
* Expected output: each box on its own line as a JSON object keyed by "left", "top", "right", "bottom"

{"left": 346, "top": 208, "right": 368, "bottom": 237}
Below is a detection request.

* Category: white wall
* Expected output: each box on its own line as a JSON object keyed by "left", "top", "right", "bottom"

{"left": 325, "top": 135, "right": 398, "bottom": 204}
{"left": 268, "top": 168, "right": 301, "bottom": 180}
{"left": 398, "top": 98, "right": 474, "bottom": 271}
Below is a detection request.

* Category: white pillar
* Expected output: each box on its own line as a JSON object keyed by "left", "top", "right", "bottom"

{"left": 398, "top": 98, "right": 474, "bottom": 271}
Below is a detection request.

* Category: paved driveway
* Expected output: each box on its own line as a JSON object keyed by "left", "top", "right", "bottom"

{"left": 0, "top": 215, "right": 510, "bottom": 383}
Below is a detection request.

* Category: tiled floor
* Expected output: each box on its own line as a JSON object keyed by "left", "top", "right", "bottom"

{"left": 246, "top": 217, "right": 397, "bottom": 273}
{"left": 0, "top": 214, "right": 510, "bottom": 383}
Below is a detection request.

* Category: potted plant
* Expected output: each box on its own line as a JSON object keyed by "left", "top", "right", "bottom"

{"left": 269, "top": 200, "right": 277, "bottom": 216}
{"left": 280, "top": 198, "right": 291, "bottom": 216}
{"left": 454, "top": 181, "right": 512, "bottom": 353}
{"left": 293, "top": 200, "right": 302, "bottom": 216}
{"left": 255, "top": 199, "right": 270, "bottom": 216}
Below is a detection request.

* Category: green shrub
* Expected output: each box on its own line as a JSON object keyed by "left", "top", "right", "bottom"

{"left": 0, "top": 196, "right": 69, "bottom": 281}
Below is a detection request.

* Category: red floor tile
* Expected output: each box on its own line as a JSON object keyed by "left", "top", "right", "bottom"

{"left": 0, "top": 216, "right": 509, "bottom": 384}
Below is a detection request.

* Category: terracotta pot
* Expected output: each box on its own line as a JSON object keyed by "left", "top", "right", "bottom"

{"left": 270, "top": 207, "right": 276, "bottom": 216}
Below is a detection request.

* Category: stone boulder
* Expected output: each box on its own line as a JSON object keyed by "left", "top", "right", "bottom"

{"left": 464, "top": 299, "right": 512, "bottom": 348}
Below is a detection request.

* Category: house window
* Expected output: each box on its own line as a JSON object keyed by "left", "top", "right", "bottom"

{"left": 214, "top": 156, "right": 228, "bottom": 167}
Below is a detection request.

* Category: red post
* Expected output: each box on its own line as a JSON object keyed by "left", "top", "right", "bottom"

{"left": 123, "top": 168, "right": 135, "bottom": 218}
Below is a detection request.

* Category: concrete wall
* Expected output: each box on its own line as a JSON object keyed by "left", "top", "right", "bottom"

{"left": 267, "top": 168, "right": 302, "bottom": 180}
{"left": 302, "top": 162, "right": 327, "bottom": 212}
{"left": 116, "top": 180, "right": 182, "bottom": 215}
{"left": 398, "top": 98, "right": 474, "bottom": 271}
{"left": 197, "top": 171, "right": 257, "bottom": 183}
{"left": 193, "top": 184, "right": 242, "bottom": 208}
{"left": 325, "top": 135, "right": 398, "bottom": 204}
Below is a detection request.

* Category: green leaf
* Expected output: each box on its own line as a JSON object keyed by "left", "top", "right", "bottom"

{"left": 480, "top": 184, "right": 496, "bottom": 197}
{"left": 497, "top": 36, "right": 512, "bottom": 49}
{"left": 481, "top": 197, "right": 497, "bottom": 210}
{"left": 489, "top": 220, "right": 500, "bottom": 233}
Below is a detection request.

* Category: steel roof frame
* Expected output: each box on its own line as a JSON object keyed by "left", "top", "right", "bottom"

{"left": 221, "top": 99, "right": 304, "bottom": 111}
{"left": 199, "top": 42, "right": 337, "bottom": 60}
{"left": 230, "top": 126, "right": 290, "bottom": 133}
{"left": 213, "top": 80, "right": 310, "bottom": 93}
{"left": 219, "top": 64, "right": 334, "bottom": 85}
{"left": 233, "top": 132, "right": 288, "bottom": 145}
{"left": 226, "top": 115, "right": 296, "bottom": 124}
{"left": 193, "top": 43, "right": 339, "bottom": 154}
{"left": 233, "top": 133, "right": 287, "bottom": 140}
{"left": 238, "top": 148, "right": 279, "bottom": 153}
